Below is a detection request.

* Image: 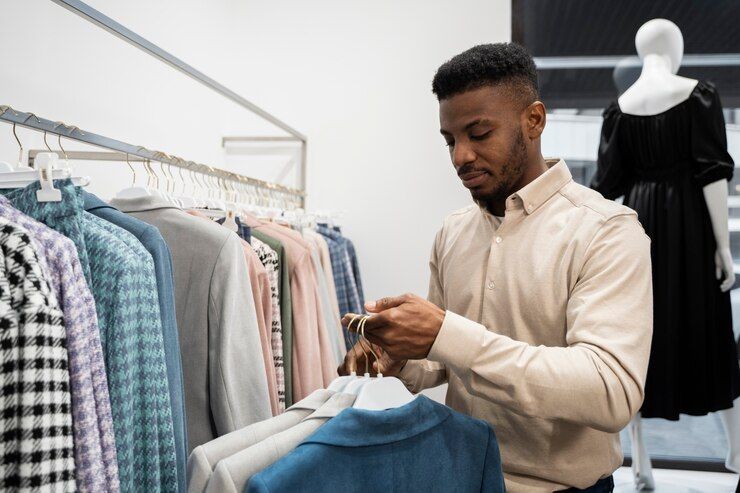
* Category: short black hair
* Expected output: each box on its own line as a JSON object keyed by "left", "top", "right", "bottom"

{"left": 432, "top": 43, "right": 539, "bottom": 104}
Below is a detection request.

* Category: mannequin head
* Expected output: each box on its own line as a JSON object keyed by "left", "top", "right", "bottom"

{"left": 635, "top": 19, "right": 684, "bottom": 74}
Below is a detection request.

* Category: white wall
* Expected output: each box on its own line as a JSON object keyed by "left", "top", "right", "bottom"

{"left": 0, "top": 0, "right": 511, "bottom": 301}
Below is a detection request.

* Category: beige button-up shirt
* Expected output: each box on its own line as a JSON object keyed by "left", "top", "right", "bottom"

{"left": 400, "top": 159, "right": 653, "bottom": 492}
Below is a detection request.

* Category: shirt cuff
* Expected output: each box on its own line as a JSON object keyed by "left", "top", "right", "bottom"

{"left": 427, "top": 311, "right": 487, "bottom": 370}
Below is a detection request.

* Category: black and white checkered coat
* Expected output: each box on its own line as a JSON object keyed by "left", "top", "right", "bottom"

{"left": 0, "top": 219, "right": 75, "bottom": 491}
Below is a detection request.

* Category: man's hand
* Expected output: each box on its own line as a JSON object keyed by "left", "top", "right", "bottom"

{"left": 340, "top": 293, "right": 446, "bottom": 361}
{"left": 337, "top": 340, "right": 406, "bottom": 377}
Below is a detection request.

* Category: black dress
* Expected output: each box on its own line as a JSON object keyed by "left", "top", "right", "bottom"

{"left": 591, "top": 80, "right": 740, "bottom": 420}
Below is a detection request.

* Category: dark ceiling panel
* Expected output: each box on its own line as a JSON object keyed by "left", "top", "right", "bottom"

{"left": 513, "top": 0, "right": 740, "bottom": 108}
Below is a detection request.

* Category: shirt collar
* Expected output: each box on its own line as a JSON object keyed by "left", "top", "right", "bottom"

{"left": 287, "top": 388, "right": 336, "bottom": 412}
{"left": 109, "top": 194, "right": 180, "bottom": 213}
{"left": 513, "top": 158, "right": 572, "bottom": 215}
{"left": 477, "top": 158, "right": 572, "bottom": 217}
{"left": 317, "top": 224, "right": 343, "bottom": 241}
{"left": 303, "top": 395, "right": 450, "bottom": 447}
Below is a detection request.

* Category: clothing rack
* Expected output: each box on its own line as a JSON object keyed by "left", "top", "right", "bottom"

{"left": 2, "top": 0, "right": 307, "bottom": 206}
{"left": 0, "top": 106, "right": 305, "bottom": 206}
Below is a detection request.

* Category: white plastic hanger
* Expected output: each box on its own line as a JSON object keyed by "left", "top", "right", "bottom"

{"left": 116, "top": 155, "right": 153, "bottom": 199}
{"left": 342, "top": 317, "right": 374, "bottom": 395}
{"left": 349, "top": 317, "right": 417, "bottom": 410}
{"left": 327, "top": 315, "right": 364, "bottom": 391}
{"left": 352, "top": 374, "right": 416, "bottom": 410}
{"left": 0, "top": 152, "right": 90, "bottom": 203}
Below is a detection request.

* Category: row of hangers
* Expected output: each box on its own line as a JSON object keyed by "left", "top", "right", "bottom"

{"left": 0, "top": 122, "right": 347, "bottom": 236}
{"left": 328, "top": 314, "right": 416, "bottom": 411}
{"left": 0, "top": 122, "right": 301, "bottom": 214}
{"left": 0, "top": 122, "right": 90, "bottom": 202}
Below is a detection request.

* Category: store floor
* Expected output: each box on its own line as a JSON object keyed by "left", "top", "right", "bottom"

{"left": 613, "top": 467, "right": 738, "bottom": 492}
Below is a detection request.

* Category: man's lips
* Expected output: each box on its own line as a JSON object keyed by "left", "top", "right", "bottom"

{"left": 459, "top": 170, "right": 489, "bottom": 188}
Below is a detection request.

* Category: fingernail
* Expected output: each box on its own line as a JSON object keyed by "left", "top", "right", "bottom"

{"left": 365, "top": 301, "right": 376, "bottom": 310}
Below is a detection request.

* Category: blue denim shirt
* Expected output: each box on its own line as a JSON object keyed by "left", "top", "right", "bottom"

{"left": 246, "top": 395, "right": 505, "bottom": 492}
{"left": 83, "top": 191, "right": 187, "bottom": 493}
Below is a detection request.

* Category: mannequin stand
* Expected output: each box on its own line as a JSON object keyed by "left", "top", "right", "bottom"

{"left": 719, "top": 396, "right": 740, "bottom": 473}
{"left": 617, "top": 406, "right": 740, "bottom": 492}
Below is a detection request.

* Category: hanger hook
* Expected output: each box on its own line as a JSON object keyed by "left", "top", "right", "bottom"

{"left": 11, "top": 122, "right": 23, "bottom": 167}
{"left": 43, "top": 131, "right": 53, "bottom": 152}
{"left": 125, "top": 153, "right": 136, "bottom": 187}
{"left": 361, "top": 316, "right": 381, "bottom": 375}
{"left": 346, "top": 315, "right": 364, "bottom": 374}
{"left": 357, "top": 317, "right": 373, "bottom": 374}
{"left": 57, "top": 134, "right": 68, "bottom": 162}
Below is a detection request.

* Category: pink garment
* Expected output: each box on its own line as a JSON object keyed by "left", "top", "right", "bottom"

{"left": 243, "top": 215, "right": 337, "bottom": 400}
{"left": 303, "top": 229, "right": 344, "bottom": 347}
{"left": 187, "top": 211, "right": 279, "bottom": 416}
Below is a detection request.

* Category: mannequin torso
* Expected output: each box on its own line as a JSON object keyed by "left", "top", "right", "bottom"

{"left": 618, "top": 55, "right": 698, "bottom": 115}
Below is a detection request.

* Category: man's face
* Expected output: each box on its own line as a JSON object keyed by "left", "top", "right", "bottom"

{"left": 439, "top": 85, "right": 530, "bottom": 205}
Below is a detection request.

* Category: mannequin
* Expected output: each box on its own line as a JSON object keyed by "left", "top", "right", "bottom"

{"left": 617, "top": 18, "right": 740, "bottom": 489}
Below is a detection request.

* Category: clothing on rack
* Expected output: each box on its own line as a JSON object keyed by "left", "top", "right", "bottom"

{"left": 192, "top": 210, "right": 280, "bottom": 417}
{"left": 316, "top": 224, "right": 363, "bottom": 349}
{"left": 4, "top": 180, "right": 179, "bottom": 492}
{"left": 251, "top": 230, "right": 294, "bottom": 407}
{"left": 216, "top": 215, "right": 287, "bottom": 412}
{"left": 187, "top": 389, "right": 334, "bottom": 493}
{"left": 209, "top": 392, "right": 356, "bottom": 493}
{"left": 0, "top": 195, "right": 119, "bottom": 492}
{"left": 251, "top": 236, "right": 286, "bottom": 413}
{"left": 110, "top": 195, "right": 272, "bottom": 453}
{"left": 244, "top": 217, "right": 336, "bottom": 401}
{"left": 303, "top": 229, "right": 340, "bottom": 318}
{"left": 83, "top": 191, "right": 188, "bottom": 493}
{"left": 0, "top": 219, "right": 76, "bottom": 492}
{"left": 342, "top": 233, "right": 365, "bottom": 310}
{"left": 0, "top": 167, "right": 363, "bottom": 493}
{"left": 245, "top": 396, "right": 504, "bottom": 493}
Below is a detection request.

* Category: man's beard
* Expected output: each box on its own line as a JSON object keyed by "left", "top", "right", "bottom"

{"left": 473, "top": 128, "right": 527, "bottom": 207}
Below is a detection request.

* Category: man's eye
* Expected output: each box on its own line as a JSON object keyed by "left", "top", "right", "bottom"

{"left": 444, "top": 141, "right": 454, "bottom": 148}
{"left": 470, "top": 131, "right": 492, "bottom": 141}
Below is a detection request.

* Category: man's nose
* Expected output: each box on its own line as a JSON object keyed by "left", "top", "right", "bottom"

{"left": 452, "top": 141, "right": 476, "bottom": 170}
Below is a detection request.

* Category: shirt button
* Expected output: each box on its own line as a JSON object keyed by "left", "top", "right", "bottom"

{"left": 495, "top": 236, "right": 502, "bottom": 244}
{"left": 487, "top": 281, "right": 495, "bottom": 290}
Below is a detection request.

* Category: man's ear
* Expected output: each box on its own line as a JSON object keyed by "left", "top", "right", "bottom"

{"left": 524, "top": 101, "right": 546, "bottom": 140}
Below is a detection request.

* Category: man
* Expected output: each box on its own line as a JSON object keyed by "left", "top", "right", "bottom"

{"left": 338, "top": 43, "right": 653, "bottom": 492}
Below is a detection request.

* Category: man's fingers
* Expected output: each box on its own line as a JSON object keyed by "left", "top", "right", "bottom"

{"left": 365, "top": 293, "right": 413, "bottom": 313}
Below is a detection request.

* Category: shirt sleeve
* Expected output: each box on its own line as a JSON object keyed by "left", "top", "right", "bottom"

{"left": 398, "top": 229, "right": 448, "bottom": 393}
{"left": 425, "top": 214, "right": 653, "bottom": 432}
{"left": 209, "top": 234, "right": 272, "bottom": 435}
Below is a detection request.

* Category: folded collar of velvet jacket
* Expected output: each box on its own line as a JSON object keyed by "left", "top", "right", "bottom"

{"left": 302, "top": 395, "right": 451, "bottom": 448}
